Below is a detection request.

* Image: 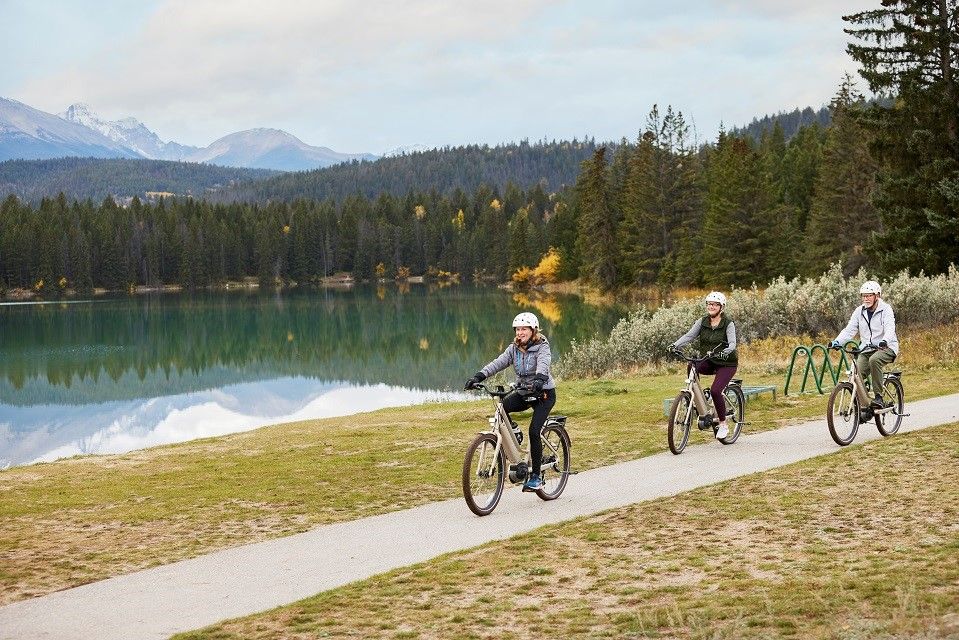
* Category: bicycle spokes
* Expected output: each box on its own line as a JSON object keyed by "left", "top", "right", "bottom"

{"left": 462, "top": 433, "right": 505, "bottom": 516}
{"left": 536, "top": 425, "right": 570, "bottom": 500}
{"left": 827, "top": 382, "right": 860, "bottom": 446}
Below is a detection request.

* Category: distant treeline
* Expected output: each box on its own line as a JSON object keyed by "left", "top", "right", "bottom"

{"left": 0, "top": 157, "right": 278, "bottom": 203}
{"left": 731, "top": 105, "right": 832, "bottom": 143}
{"left": 214, "top": 139, "right": 600, "bottom": 203}
{"left": 0, "top": 180, "right": 565, "bottom": 292}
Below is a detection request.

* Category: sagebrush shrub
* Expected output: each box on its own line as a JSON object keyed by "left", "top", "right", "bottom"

{"left": 559, "top": 263, "right": 959, "bottom": 378}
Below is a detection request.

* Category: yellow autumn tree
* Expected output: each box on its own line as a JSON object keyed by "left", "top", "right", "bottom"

{"left": 532, "top": 247, "right": 561, "bottom": 284}
{"left": 511, "top": 248, "right": 561, "bottom": 287}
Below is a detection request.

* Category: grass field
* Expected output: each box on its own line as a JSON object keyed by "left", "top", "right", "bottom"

{"left": 2, "top": 350, "right": 957, "bottom": 607}
{"left": 175, "top": 422, "right": 959, "bottom": 640}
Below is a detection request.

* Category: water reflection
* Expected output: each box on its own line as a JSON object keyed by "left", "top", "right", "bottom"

{"left": 0, "top": 285, "right": 624, "bottom": 467}
{"left": 0, "top": 378, "right": 466, "bottom": 468}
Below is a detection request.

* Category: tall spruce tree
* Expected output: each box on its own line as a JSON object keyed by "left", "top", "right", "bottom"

{"left": 701, "top": 134, "right": 782, "bottom": 286}
{"left": 620, "top": 105, "right": 701, "bottom": 287}
{"left": 845, "top": 0, "right": 959, "bottom": 273}
{"left": 574, "top": 148, "right": 619, "bottom": 290}
{"left": 781, "top": 123, "right": 825, "bottom": 230}
{"left": 805, "top": 75, "right": 880, "bottom": 275}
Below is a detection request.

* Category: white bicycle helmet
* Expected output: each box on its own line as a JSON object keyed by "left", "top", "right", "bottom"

{"left": 859, "top": 280, "right": 881, "bottom": 295}
{"left": 512, "top": 312, "right": 539, "bottom": 330}
{"left": 705, "top": 291, "right": 726, "bottom": 307}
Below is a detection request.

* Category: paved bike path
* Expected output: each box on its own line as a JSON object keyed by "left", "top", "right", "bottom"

{"left": 3, "top": 392, "right": 958, "bottom": 640}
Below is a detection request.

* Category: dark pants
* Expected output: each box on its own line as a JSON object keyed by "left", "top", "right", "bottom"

{"left": 693, "top": 361, "right": 738, "bottom": 421}
{"left": 502, "top": 387, "right": 557, "bottom": 475}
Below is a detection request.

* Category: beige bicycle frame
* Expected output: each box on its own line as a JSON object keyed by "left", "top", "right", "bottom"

{"left": 478, "top": 393, "right": 564, "bottom": 474}
{"left": 843, "top": 353, "right": 896, "bottom": 416}
{"left": 684, "top": 365, "right": 713, "bottom": 417}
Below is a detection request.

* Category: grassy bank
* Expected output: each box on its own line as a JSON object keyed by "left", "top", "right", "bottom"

{"left": 177, "top": 422, "right": 959, "bottom": 640}
{"left": 2, "top": 355, "right": 958, "bottom": 606}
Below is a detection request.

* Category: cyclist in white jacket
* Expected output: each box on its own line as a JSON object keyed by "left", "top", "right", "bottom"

{"left": 829, "top": 280, "right": 899, "bottom": 408}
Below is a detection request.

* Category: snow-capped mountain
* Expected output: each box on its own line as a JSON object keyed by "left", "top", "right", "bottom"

{"left": 60, "top": 103, "right": 198, "bottom": 161}
{"left": 1, "top": 97, "right": 382, "bottom": 171}
{"left": 0, "top": 97, "right": 139, "bottom": 161}
{"left": 188, "top": 128, "right": 378, "bottom": 171}
{"left": 383, "top": 144, "right": 432, "bottom": 157}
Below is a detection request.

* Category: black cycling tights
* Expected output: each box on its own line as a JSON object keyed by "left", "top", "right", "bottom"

{"left": 502, "top": 387, "right": 557, "bottom": 475}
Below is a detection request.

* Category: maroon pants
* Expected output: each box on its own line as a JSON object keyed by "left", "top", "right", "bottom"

{"left": 693, "top": 361, "right": 738, "bottom": 421}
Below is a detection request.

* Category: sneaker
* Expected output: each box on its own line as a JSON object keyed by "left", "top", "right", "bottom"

{"left": 870, "top": 395, "right": 889, "bottom": 409}
{"left": 715, "top": 422, "right": 729, "bottom": 440}
{"left": 522, "top": 473, "right": 544, "bottom": 492}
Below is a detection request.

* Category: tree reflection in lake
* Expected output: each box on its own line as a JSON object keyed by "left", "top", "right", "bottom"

{"left": 0, "top": 285, "right": 623, "bottom": 467}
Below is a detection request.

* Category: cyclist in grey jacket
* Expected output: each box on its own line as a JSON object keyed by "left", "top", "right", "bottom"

{"left": 829, "top": 280, "right": 899, "bottom": 408}
{"left": 465, "top": 312, "right": 556, "bottom": 492}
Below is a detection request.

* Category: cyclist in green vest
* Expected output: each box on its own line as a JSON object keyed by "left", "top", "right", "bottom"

{"left": 669, "top": 291, "right": 739, "bottom": 439}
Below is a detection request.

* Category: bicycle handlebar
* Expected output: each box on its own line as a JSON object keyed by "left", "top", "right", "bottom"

{"left": 472, "top": 382, "right": 542, "bottom": 402}
{"left": 829, "top": 344, "right": 878, "bottom": 356}
{"left": 668, "top": 343, "right": 727, "bottom": 363}
{"left": 473, "top": 382, "right": 516, "bottom": 398}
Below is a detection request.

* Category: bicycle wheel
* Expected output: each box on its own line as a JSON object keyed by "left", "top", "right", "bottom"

{"left": 667, "top": 391, "right": 695, "bottom": 455}
{"left": 462, "top": 433, "right": 505, "bottom": 516}
{"left": 875, "top": 377, "right": 904, "bottom": 437}
{"left": 536, "top": 425, "right": 570, "bottom": 501}
{"left": 719, "top": 385, "right": 745, "bottom": 445}
{"left": 827, "top": 382, "right": 860, "bottom": 446}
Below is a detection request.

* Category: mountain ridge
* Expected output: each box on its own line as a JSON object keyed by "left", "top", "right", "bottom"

{"left": 0, "top": 97, "right": 139, "bottom": 161}
{"left": 2, "top": 98, "right": 378, "bottom": 171}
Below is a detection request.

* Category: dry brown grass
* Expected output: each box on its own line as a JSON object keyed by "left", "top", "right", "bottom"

{"left": 179, "top": 423, "right": 959, "bottom": 640}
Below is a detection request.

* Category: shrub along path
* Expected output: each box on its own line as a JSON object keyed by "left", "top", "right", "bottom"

{"left": 1, "top": 392, "right": 957, "bottom": 640}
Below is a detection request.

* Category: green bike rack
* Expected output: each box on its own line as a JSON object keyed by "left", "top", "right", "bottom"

{"left": 783, "top": 342, "right": 855, "bottom": 396}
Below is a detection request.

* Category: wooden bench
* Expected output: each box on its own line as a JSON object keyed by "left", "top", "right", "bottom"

{"left": 661, "top": 385, "right": 778, "bottom": 416}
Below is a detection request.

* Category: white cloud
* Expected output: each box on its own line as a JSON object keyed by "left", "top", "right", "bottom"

{"left": 11, "top": 0, "right": 877, "bottom": 151}
{"left": 18, "top": 0, "right": 554, "bottom": 148}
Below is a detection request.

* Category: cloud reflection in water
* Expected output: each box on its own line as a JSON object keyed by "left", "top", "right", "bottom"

{"left": 0, "top": 377, "right": 470, "bottom": 468}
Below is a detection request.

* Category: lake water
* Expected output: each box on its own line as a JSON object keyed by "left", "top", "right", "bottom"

{"left": 0, "top": 285, "right": 624, "bottom": 468}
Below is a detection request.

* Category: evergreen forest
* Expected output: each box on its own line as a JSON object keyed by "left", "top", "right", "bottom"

{"left": 0, "top": 158, "right": 278, "bottom": 204}
{"left": 1, "top": 1, "right": 956, "bottom": 294}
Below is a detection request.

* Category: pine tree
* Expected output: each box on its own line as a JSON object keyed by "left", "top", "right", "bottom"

{"left": 620, "top": 106, "right": 701, "bottom": 287}
{"left": 507, "top": 209, "right": 531, "bottom": 273}
{"left": 702, "top": 134, "right": 782, "bottom": 286}
{"left": 804, "top": 75, "right": 880, "bottom": 275}
{"left": 780, "top": 123, "right": 825, "bottom": 231}
{"left": 620, "top": 129, "right": 658, "bottom": 285}
{"left": 845, "top": 0, "right": 959, "bottom": 273}
{"left": 574, "top": 148, "right": 619, "bottom": 290}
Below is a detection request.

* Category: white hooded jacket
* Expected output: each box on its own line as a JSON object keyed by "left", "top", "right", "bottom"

{"left": 834, "top": 299, "right": 899, "bottom": 355}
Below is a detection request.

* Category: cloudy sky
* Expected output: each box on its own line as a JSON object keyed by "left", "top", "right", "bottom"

{"left": 2, "top": 0, "right": 875, "bottom": 154}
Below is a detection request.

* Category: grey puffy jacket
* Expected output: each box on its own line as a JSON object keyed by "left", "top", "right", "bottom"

{"left": 480, "top": 336, "right": 555, "bottom": 389}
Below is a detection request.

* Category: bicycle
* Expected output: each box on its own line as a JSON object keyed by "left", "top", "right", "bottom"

{"left": 666, "top": 345, "right": 746, "bottom": 454}
{"left": 462, "top": 383, "right": 571, "bottom": 516}
{"left": 826, "top": 344, "right": 905, "bottom": 446}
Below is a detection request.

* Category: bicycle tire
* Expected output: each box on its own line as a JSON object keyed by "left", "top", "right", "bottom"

{"left": 536, "top": 425, "right": 571, "bottom": 501}
{"left": 462, "top": 433, "right": 505, "bottom": 516}
{"left": 719, "top": 385, "right": 745, "bottom": 445}
{"left": 875, "top": 377, "right": 904, "bottom": 437}
{"left": 827, "top": 382, "right": 859, "bottom": 446}
{"left": 667, "top": 391, "right": 695, "bottom": 455}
